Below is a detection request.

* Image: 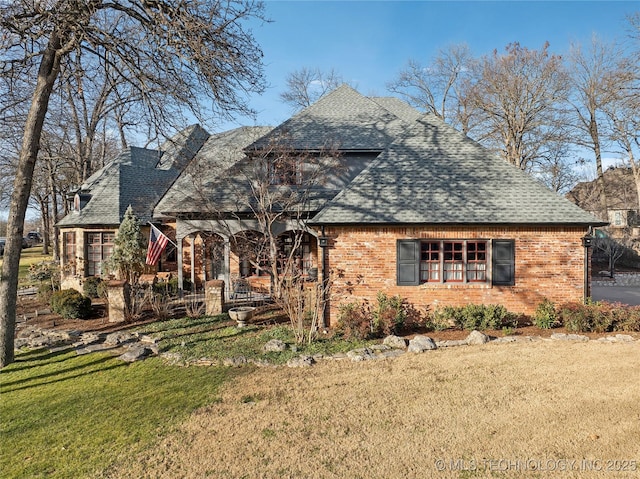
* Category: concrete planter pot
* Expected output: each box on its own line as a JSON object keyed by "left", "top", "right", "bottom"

{"left": 228, "top": 306, "right": 255, "bottom": 328}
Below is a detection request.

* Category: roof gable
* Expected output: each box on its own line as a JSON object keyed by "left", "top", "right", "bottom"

{"left": 249, "top": 84, "right": 417, "bottom": 151}
{"left": 154, "top": 126, "right": 273, "bottom": 216}
{"left": 58, "top": 126, "right": 210, "bottom": 227}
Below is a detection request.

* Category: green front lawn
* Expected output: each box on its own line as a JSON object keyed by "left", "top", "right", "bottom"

{"left": 0, "top": 310, "right": 374, "bottom": 478}
{"left": 0, "top": 348, "right": 236, "bottom": 478}
{"left": 0, "top": 246, "right": 54, "bottom": 288}
{"left": 135, "top": 314, "right": 375, "bottom": 365}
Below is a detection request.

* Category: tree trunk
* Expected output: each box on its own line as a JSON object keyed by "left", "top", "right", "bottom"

{"left": 40, "top": 199, "right": 50, "bottom": 255}
{"left": 48, "top": 163, "right": 60, "bottom": 261}
{"left": 590, "top": 114, "right": 608, "bottom": 220}
{"left": 0, "top": 32, "right": 62, "bottom": 367}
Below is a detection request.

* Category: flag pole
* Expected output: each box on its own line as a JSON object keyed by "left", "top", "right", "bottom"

{"left": 147, "top": 222, "right": 177, "bottom": 248}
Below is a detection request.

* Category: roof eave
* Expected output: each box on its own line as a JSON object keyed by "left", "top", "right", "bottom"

{"left": 309, "top": 220, "right": 609, "bottom": 228}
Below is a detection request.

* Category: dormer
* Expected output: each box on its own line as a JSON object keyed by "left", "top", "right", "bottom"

{"left": 73, "top": 192, "right": 91, "bottom": 212}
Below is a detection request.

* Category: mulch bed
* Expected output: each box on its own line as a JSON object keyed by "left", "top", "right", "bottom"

{"left": 15, "top": 294, "right": 640, "bottom": 341}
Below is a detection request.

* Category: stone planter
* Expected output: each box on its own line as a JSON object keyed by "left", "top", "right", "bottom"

{"left": 228, "top": 306, "right": 255, "bottom": 328}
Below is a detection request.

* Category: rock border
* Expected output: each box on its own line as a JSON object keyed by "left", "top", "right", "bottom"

{"left": 15, "top": 327, "right": 639, "bottom": 366}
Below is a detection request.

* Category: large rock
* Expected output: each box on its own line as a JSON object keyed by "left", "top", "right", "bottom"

{"left": 223, "top": 356, "right": 248, "bottom": 367}
{"left": 118, "top": 345, "right": 152, "bottom": 362}
{"left": 264, "top": 339, "right": 287, "bottom": 352}
{"left": 383, "top": 335, "right": 408, "bottom": 349}
{"left": 287, "top": 355, "right": 315, "bottom": 368}
{"left": 104, "top": 331, "right": 135, "bottom": 346}
{"left": 346, "top": 348, "right": 377, "bottom": 361}
{"left": 466, "top": 330, "right": 490, "bottom": 345}
{"left": 407, "top": 335, "right": 437, "bottom": 353}
{"left": 550, "top": 333, "right": 589, "bottom": 342}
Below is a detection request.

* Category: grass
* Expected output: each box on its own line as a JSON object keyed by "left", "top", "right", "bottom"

{"left": 0, "top": 347, "right": 237, "bottom": 479}
{"left": 106, "top": 340, "right": 640, "bottom": 479}
{"left": 135, "top": 314, "right": 375, "bottom": 364}
{"left": 5, "top": 307, "right": 639, "bottom": 478}
{"left": 0, "top": 246, "right": 55, "bottom": 288}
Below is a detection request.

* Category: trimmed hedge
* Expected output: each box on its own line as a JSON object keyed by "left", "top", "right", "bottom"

{"left": 558, "top": 301, "right": 640, "bottom": 333}
{"left": 82, "top": 277, "right": 104, "bottom": 299}
{"left": 434, "top": 304, "right": 516, "bottom": 331}
{"left": 50, "top": 289, "right": 92, "bottom": 319}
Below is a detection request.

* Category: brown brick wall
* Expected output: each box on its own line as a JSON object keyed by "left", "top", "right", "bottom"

{"left": 323, "top": 225, "right": 590, "bottom": 326}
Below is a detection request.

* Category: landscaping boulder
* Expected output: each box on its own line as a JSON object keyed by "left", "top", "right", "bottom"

{"left": 383, "top": 335, "right": 408, "bottom": 349}
{"left": 466, "top": 330, "right": 490, "bottom": 345}
{"left": 223, "top": 356, "right": 248, "bottom": 367}
{"left": 551, "top": 333, "right": 589, "bottom": 342}
{"left": 407, "top": 335, "right": 437, "bottom": 353}
{"left": 118, "top": 345, "right": 153, "bottom": 362}
{"left": 347, "top": 348, "right": 377, "bottom": 362}
{"left": 104, "top": 331, "right": 135, "bottom": 346}
{"left": 264, "top": 339, "right": 287, "bottom": 352}
{"left": 287, "top": 355, "right": 315, "bottom": 368}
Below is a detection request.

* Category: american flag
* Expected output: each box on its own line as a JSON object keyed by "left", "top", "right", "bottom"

{"left": 146, "top": 225, "right": 169, "bottom": 265}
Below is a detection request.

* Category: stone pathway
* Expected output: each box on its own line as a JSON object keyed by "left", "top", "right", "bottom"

{"left": 15, "top": 326, "right": 639, "bottom": 366}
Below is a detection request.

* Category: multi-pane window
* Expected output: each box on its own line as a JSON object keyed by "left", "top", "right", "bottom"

{"left": 86, "top": 232, "right": 115, "bottom": 276}
{"left": 443, "top": 242, "right": 464, "bottom": 281}
{"left": 420, "top": 242, "right": 440, "bottom": 282}
{"left": 466, "top": 241, "right": 487, "bottom": 282}
{"left": 398, "top": 239, "right": 514, "bottom": 286}
{"left": 418, "top": 240, "right": 487, "bottom": 283}
{"left": 63, "top": 232, "right": 76, "bottom": 275}
{"left": 279, "top": 232, "right": 312, "bottom": 275}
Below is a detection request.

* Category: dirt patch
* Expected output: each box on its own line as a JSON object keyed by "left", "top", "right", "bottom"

{"left": 16, "top": 295, "right": 154, "bottom": 335}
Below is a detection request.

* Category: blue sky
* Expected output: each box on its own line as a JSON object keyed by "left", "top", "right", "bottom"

{"left": 219, "top": 0, "right": 637, "bottom": 131}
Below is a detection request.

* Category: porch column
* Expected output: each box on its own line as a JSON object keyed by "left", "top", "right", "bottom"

{"left": 190, "top": 234, "right": 196, "bottom": 288}
{"left": 224, "top": 236, "right": 231, "bottom": 298}
{"left": 177, "top": 234, "right": 184, "bottom": 296}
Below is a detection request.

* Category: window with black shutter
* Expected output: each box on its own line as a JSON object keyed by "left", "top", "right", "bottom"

{"left": 397, "top": 240, "right": 420, "bottom": 286}
{"left": 398, "top": 238, "right": 514, "bottom": 286}
{"left": 492, "top": 239, "right": 515, "bottom": 286}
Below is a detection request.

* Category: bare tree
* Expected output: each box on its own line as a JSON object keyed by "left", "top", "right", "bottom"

{"left": 279, "top": 67, "right": 344, "bottom": 112}
{"left": 180, "top": 128, "right": 342, "bottom": 341}
{"left": 567, "top": 35, "right": 628, "bottom": 219}
{"left": 467, "top": 42, "right": 569, "bottom": 172}
{"left": 533, "top": 141, "right": 582, "bottom": 194}
{"left": 0, "top": 0, "right": 266, "bottom": 367}
{"left": 605, "top": 14, "right": 640, "bottom": 213}
{"left": 387, "top": 43, "right": 478, "bottom": 134}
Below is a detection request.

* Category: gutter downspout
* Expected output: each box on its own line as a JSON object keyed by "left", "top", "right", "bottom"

{"left": 320, "top": 225, "right": 327, "bottom": 330}
{"left": 584, "top": 226, "right": 593, "bottom": 303}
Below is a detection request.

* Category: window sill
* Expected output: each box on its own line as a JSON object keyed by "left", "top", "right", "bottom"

{"left": 419, "top": 282, "right": 491, "bottom": 290}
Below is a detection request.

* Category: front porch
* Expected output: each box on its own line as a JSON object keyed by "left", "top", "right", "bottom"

{"left": 173, "top": 218, "right": 323, "bottom": 300}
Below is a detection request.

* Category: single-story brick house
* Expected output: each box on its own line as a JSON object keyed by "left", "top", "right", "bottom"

{"left": 58, "top": 84, "right": 605, "bottom": 324}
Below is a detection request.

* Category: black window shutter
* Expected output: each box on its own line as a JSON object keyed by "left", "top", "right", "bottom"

{"left": 397, "top": 240, "right": 420, "bottom": 286}
{"left": 492, "top": 239, "right": 515, "bottom": 286}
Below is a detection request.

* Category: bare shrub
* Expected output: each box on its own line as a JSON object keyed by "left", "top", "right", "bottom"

{"left": 184, "top": 297, "right": 205, "bottom": 319}
{"left": 276, "top": 279, "right": 327, "bottom": 345}
{"left": 126, "top": 286, "right": 150, "bottom": 322}
{"left": 149, "top": 293, "right": 174, "bottom": 321}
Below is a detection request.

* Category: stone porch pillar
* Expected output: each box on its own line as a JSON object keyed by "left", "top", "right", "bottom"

{"left": 205, "top": 280, "right": 225, "bottom": 316}
{"left": 107, "top": 280, "right": 130, "bottom": 323}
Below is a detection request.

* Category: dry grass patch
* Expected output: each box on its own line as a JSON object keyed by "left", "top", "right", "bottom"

{"left": 105, "top": 341, "right": 640, "bottom": 478}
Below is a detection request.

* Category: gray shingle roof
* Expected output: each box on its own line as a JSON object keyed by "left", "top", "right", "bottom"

{"left": 248, "top": 84, "right": 415, "bottom": 151}
{"left": 154, "top": 126, "right": 273, "bottom": 216}
{"left": 58, "top": 125, "right": 209, "bottom": 227}
{"left": 312, "top": 114, "right": 603, "bottom": 226}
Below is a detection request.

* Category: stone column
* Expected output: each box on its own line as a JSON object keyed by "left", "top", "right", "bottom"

{"left": 177, "top": 234, "right": 184, "bottom": 297}
{"left": 107, "top": 280, "right": 130, "bottom": 323}
{"left": 205, "top": 280, "right": 225, "bottom": 316}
